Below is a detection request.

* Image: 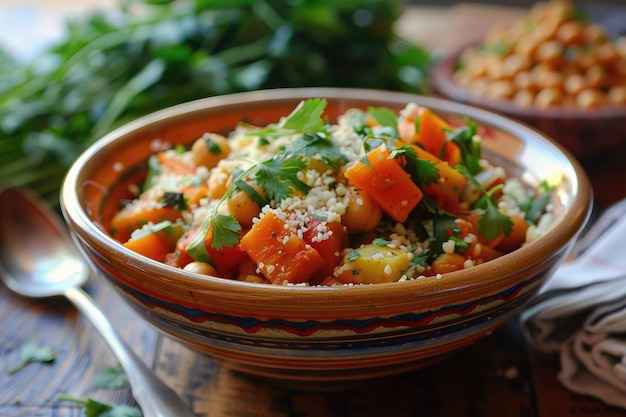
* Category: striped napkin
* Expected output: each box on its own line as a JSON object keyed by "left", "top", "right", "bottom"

{"left": 522, "top": 198, "right": 626, "bottom": 408}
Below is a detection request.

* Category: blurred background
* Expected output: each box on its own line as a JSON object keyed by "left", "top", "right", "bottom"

{"left": 1, "top": 0, "right": 625, "bottom": 207}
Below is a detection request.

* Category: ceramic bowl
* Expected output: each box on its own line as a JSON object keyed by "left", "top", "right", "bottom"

{"left": 60, "top": 88, "right": 592, "bottom": 387}
{"left": 431, "top": 46, "right": 626, "bottom": 160}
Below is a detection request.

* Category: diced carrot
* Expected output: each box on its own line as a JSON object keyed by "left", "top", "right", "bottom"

{"left": 302, "top": 218, "right": 349, "bottom": 279}
{"left": 494, "top": 215, "right": 528, "bottom": 253}
{"left": 344, "top": 146, "right": 423, "bottom": 223}
{"left": 157, "top": 151, "right": 196, "bottom": 175}
{"left": 123, "top": 232, "right": 170, "bottom": 262}
{"left": 175, "top": 225, "right": 248, "bottom": 275}
{"left": 239, "top": 211, "right": 323, "bottom": 284}
{"left": 411, "top": 145, "right": 468, "bottom": 215}
{"left": 111, "top": 202, "right": 182, "bottom": 243}
{"left": 182, "top": 185, "right": 208, "bottom": 208}
{"left": 465, "top": 213, "right": 504, "bottom": 248}
{"left": 398, "top": 106, "right": 461, "bottom": 166}
{"left": 432, "top": 252, "right": 467, "bottom": 275}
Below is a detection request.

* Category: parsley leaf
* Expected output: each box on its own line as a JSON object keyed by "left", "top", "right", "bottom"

{"left": 457, "top": 164, "right": 513, "bottom": 242}
{"left": 57, "top": 395, "right": 142, "bottom": 417}
{"left": 255, "top": 154, "right": 310, "bottom": 202}
{"left": 446, "top": 118, "right": 482, "bottom": 175}
{"left": 283, "top": 132, "right": 348, "bottom": 169}
{"left": 367, "top": 106, "right": 399, "bottom": 138}
{"left": 478, "top": 193, "right": 513, "bottom": 242}
{"left": 7, "top": 340, "right": 56, "bottom": 375}
{"left": 390, "top": 145, "right": 439, "bottom": 186}
{"left": 94, "top": 364, "right": 130, "bottom": 390}
{"left": 245, "top": 98, "right": 328, "bottom": 138}
{"left": 210, "top": 214, "right": 242, "bottom": 250}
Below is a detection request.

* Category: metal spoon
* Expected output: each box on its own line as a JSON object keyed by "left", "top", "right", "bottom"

{"left": 0, "top": 187, "right": 196, "bottom": 417}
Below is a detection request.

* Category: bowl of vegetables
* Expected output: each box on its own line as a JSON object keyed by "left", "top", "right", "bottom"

{"left": 431, "top": 0, "right": 626, "bottom": 159}
{"left": 60, "top": 87, "right": 592, "bottom": 387}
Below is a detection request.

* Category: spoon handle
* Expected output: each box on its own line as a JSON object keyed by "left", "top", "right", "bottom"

{"left": 64, "top": 286, "right": 197, "bottom": 417}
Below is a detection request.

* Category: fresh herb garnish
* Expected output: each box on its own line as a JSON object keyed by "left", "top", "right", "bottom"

{"left": 283, "top": 132, "right": 348, "bottom": 169}
{"left": 161, "top": 192, "right": 187, "bottom": 211}
{"left": 6, "top": 340, "right": 56, "bottom": 375}
{"left": 458, "top": 165, "right": 513, "bottom": 242}
{"left": 94, "top": 364, "right": 130, "bottom": 390}
{"left": 446, "top": 119, "right": 482, "bottom": 175}
{"left": 57, "top": 395, "right": 142, "bottom": 417}
{"left": 255, "top": 154, "right": 310, "bottom": 202}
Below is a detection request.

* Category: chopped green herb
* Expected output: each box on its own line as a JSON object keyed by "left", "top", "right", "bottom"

{"left": 161, "top": 192, "right": 187, "bottom": 211}
{"left": 57, "top": 394, "right": 142, "bottom": 417}
{"left": 283, "top": 132, "right": 348, "bottom": 169}
{"left": 6, "top": 340, "right": 56, "bottom": 375}
{"left": 94, "top": 364, "right": 130, "bottom": 390}
{"left": 346, "top": 250, "right": 362, "bottom": 262}
{"left": 255, "top": 154, "right": 310, "bottom": 202}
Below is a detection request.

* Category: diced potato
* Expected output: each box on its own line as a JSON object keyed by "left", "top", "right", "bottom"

{"left": 336, "top": 243, "right": 410, "bottom": 284}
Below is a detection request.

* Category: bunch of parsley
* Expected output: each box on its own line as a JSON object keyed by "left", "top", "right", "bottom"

{"left": 0, "top": 0, "right": 433, "bottom": 206}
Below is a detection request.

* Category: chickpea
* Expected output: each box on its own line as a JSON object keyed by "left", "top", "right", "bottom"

{"left": 595, "top": 43, "right": 620, "bottom": 66}
{"left": 532, "top": 68, "right": 564, "bottom": 90}
{"left": 485, "top": 80, "right": 515, "bottom": 100}
{"left": 535, "top": 87, "right": 563, "bottom": 107}
{"left": 584, "top": 23, "right": 608, "bottom": 44}
{"left": 535, "top": 40, "right": 565, "bottom": 68}
{"left": 586, "top": 65, "right": 608, "bottom": 89}
{"left": 608, "top": 86, "right": 626, "bottom": 105}
{"left": 556, "top": 21, "right": 585, "bottom": 46}
{"left": 576, "top": 89, "right": 605, "bottom": 108}
{"left": 513, "top": 71, "right": 535, "bottom": 90}
{"left": 191, "top": 133, "right": 230, "bottom": 170}
{"left": 513, "top": 89, "right": 535, "bottom": 107}
{"left": 564, "top": 73, "right": 587, "bottom": 96}
{"left": 237, "top": 274, "right": 268, "bottom": 284}
{"left": 502, "top": 54, "right": 532, "bottom": 78}
{"left": 207, "top": 165, "right": 231, "bottom": 199}
{"left": 342, "top": 188, "right": 382, "bottom": 234}
{"left": 227, "top": 184, "right": 264, "bottom": 229}
{"left": 184, "top": 261, "right": 218, "bottom": 276}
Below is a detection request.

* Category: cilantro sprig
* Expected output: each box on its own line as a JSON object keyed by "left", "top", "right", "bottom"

{"left": 457, "top": 165, "right": 513, "bottom": 242}
{"left": 6, "top": 340, "right": 56, "bottom": 375}
{"left": 57, "top": 395, "right": 142, "bottom": 417}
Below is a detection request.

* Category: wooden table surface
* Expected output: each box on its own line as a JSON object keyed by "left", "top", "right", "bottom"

{"left": 3, "top": 2, "right": 626, "bottom": 417}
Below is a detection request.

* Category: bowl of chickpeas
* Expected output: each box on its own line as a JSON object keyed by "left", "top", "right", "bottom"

{"left": 60, "top": 87, "right": 591, "bottom": 388}
{"left": 432, "top": 0, "right": 626, "bottom": 158}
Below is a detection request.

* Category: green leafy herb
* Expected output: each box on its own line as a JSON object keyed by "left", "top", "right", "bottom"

{"left": 6, "top": 340, "right": 56, "bottom": 375}
{"left": 446, "top": 119, "right": 482, "bottom": 175}
{"left": 161, "top": 191, "right": 187, "bottom": 211}
{"left": 346, "top": 250, "right": 362, "bottom": 262}
{"left": 57, "top": 394, "right": 142, "bottom": 417}
{"left": 255, "top": 154, "right": 310, "bottom": 202}
{"left": 478, "top": 189, "right": 514, "bottom": 242}
{"left": 367, "top": 106, "right": 399, "bottom": 139}
{"left": 458, "top": 164, "right": 513, "bottom": 242}
{"left": 94, "top": 364, "right": 130, "bottom": 390}
{"left": 0, "top": 0, "right": 432, "bottom": 207}
{"left": 390, "top": 145, "right": 439, "bottom": 187}
{"left": 283, "top": 132, "right": 348, "bottom": 169}
{"left": 245, "top": 98, "right": 329, "bottom": 138}
{"left": 372, "top": 237, "right": 390, "bottom": 246}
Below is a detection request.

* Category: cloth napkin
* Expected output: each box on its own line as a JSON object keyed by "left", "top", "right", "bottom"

{"left": 521, "top": 198, "right": 626, "bottom": 408}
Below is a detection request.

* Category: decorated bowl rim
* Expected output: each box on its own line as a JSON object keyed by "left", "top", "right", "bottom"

{"left": 60, "top": 87, "right": 593, "bottom": 301}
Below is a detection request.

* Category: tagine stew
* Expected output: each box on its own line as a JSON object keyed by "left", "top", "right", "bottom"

{"left": 111, "top": 99, "right": 554, "bottom": 286}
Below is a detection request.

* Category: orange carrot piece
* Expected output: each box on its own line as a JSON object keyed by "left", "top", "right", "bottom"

{"left": 399, "top": 106, "right": 461, "bottom": 166}
{"left": 239, "top": 211, "right": 323, "bottom": 284}
{"left": 411, "top": 145, "right": 468, "bottom": 215}
{"left": 495, "top": 215, "right": 528, "bottom": 253}
{"left": 111, "top": 202, "right": 182, "bottom": 243}
{"left": 302, "top": 218, "right": 349, "bottom": 279}
{"left": 344, "top": 146, "right": 423, "bottom": 223}
{"left": 157, "top": 151, "right": 196, "bottom": 176}
{"left": 123, "top": 232, "right": 170, "bottom": 261}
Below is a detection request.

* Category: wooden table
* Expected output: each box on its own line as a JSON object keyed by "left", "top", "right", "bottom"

{"left": 2, "top": 2, "right": 626, "bottom": 417}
